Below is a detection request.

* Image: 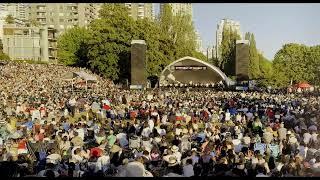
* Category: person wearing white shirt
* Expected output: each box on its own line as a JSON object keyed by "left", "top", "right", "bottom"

{"left": 116, "top": 132, "right": 129, "bottom": 148}
{"left": 311, "top": 132, "right": 318, "bottom": 143}
{"left": 0, "top": 137, "right": 3, "bottom": 146}
{"left": 225, "top": 111, "right": 230, "bottom": 121}
{"left": 76, "top": 128, "right": 85, "bottom": 140}
{"left": 175, "top": 128, "right": 182, "bottom": 136}
{"left": 303, "top": 132, "right": 312, "bottom": 145}
{"left": 236, "top": 113, "right": 242, "bottom": 122}
{"left": 96, "top": 155, "right": 110, "bottom": 172}
{"left": 141, "top": 127, "right": 152, "bottom": 138}
{"left": 161, "top": 115, "right": 168, "bottom": 124}
{"left": 32, "top": 109, "right": 41, "bottom": 121}
{"left": 157, "top": 127, "right": 166, "bottom": 137}
{"left": 232, "top": 137, "right": 242, "bottom": 153}
{"left": 148, "top": 119, "right": 154, "bottom": 131}
{"left": 243, "top": 135, "right": 251, "bottom": 146}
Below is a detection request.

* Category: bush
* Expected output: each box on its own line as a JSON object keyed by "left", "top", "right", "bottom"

{"left": 0, "top": 52, "right": 10, "bottom": 60}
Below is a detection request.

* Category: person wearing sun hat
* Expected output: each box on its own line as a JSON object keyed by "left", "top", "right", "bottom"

{"left": 162, "top": 156, "right": 183, "bottom": 177}
{"left": 171, "top": 145, "right": 182, "bottom": 164}
{"left": 117, "top": 160, "right": 153, "bottom": 177}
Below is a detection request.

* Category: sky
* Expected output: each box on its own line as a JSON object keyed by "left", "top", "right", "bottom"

{"left": 155, "top": 3, "right": 320, "bottom": 60}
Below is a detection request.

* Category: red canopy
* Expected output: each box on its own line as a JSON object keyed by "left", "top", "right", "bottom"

{"left": 295, "top": 82, "right": 311, "bottom": 88}
{"left": 90, "top": 147, "right": 103, "bottom": 157}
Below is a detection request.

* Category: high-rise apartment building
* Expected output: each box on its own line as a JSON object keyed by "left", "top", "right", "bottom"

{"left": 216, "top": 18, "right": 243, "bottom": 59}
{"left": 195, "top": 30, "right": 203, "bottom": 52}
{"left": 93, "top": 3, "right": 103, "bottom": 19}
{"left": 27, "top": 3, "right": 97, "bottom": 36}
{"left": 0, "top": 3, "right": 28, "bottom": 37}
{"left": 2, "top": 24, "right": 58, "bottom": 62}
{"left": 0, "top": 3, "right": 28, "bottom": 22}
{"left": 0, "top": 11, "right": 9, "bottom": 40}
{"left": 124, "top": 3, "right": 154, "bottom": 20}
{"left": 202, "top": 46, "right": 216, "bottom": 61}
{"left": 160, "top": 3, "right": 193, "bottom": 18}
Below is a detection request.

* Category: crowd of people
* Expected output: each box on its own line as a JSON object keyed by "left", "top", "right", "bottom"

{"left": 0, "top": 61, "right": 320, "bottom": 177}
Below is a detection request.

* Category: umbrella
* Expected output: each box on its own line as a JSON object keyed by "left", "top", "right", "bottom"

{"left": 102, "top": 99, "right": 110, "bottom": 105}
{"left": 295, "top": 82, "right": 311, "bottom": 88}
{"left": 90, "top": 147, "right": 103, "bottom": 157}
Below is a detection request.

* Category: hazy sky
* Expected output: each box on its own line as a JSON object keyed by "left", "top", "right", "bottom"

{"left": 155, "top": 3, "right": 320, "bottom": 60}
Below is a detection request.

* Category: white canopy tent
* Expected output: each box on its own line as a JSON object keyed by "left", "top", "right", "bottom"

{"left": 62, "top": 71, "right": 98, "bottom": 91}
{"left": 74, "top": 71, "right": 97, "bottom": 82}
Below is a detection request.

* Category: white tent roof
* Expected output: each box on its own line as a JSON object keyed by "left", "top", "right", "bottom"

{"left": 74, "top": 71, "right": 97, "bottom": 82}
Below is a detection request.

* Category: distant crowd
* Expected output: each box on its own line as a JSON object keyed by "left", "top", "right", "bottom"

{"left": 0, "top": 61, "right": 320, "bottom": 177}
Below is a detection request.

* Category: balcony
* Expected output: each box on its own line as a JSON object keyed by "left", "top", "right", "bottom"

{"left": 71, "top": 7, "right": 78, "bottom": 11}
{"left": 36, "top": 18, "right": 46, "bottom": 22}
{"left": 36, "top": 6, "right": 46, "bottom": 12}
{"left": 48, "top": 45, "right": 57, "bottom": 49}
{"left": 48, "top": 35, "right": 57, "bottom": 41}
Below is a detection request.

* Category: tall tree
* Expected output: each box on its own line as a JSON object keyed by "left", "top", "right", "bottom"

{"left": 249, "top": 33, "right": 260, "bottom": 78}
{"left": 0, "top": 39, "right": 3, "bottom": 52}
{"left": 87, "top": 3, "right": 136, "bottom": 81}
{"left": 245, "top": 32, "right": 261, "bottom": 79}
{"left": 57, "top": 27, "right": 91, "bottom": 66}
{"left": 220, "top": 25, "right": 241, "bottom": 76}
{"left": 272, "top": 43, "right": 312, "bottom": 87}
{"left": 159, "top": 4, "right": 200, "bottom": 61}
{"left": 5, "top": 15, "right": 14, "bottom": 24}
{"left": 257, "top": 53, "right": 273, "bottom": 87}
{"left": 135, "top": 18, "right": 167, "bottom": 77}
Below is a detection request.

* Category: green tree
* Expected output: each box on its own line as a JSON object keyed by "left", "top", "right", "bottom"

{"left": 307, "top": 45, "right": 320, "bottom": 85}
{"left": 0, "top": 39, "right": 3, "bottom": 52}
{"left": 159, "top": 4, "right": 200, "bottom": 61}
{"left": 272, "top": 43, "right": 312, "bottom": 87}
{"left": 220, "top": 25, "right": 241, "bottom": 76}
{"left": 257, "top": 54, "right": 273, "bottom": 87}
{"left": 158, "top": 5, "right": 176, "bottom": 64}
{"left": 172, "top": 13, "right": 197, "bottom": 59}
{"left": 0, "top": 53, "right": 10, "bottom": 60}
{"left": 135, "top": 18, "right": 167, "bottom": 77}
{"left": 5, "top": 15, "right": 14, "bottom": 24}
{"left": 87, "top": 3, "right": 136, "bottom": 81}
{"left": 57, "top": 27, "right": 91, "bottom": 66}
{"left": 0, "top": 39, "right": 10, "bottom": 60}
{"left": 192, "top": 51, "right": 207, "bottom": 62}
{"left": 245, "top": 32, "right": 261, "bottom": 79}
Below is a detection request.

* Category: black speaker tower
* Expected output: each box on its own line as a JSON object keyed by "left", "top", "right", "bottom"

{"left": 131, "top": 40, "right": 147, "bottom": 89}
{"left": 235, "top": 40, "right": 250, "bottom": 81}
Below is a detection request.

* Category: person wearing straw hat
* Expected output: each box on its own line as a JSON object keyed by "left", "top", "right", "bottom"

{"left": 71, "top": 146, "right": 84, "bottom": 164}
{"left": 163, "top": 156, "right": 182, "bottom": 177}
{"left": 117, "top": 160, "right": 153, "bottom": 177}
{"left": 109, "top": 144, "right": 125, "bottom": 167}
{"left": 71, "top": 131, "right": 83, "bottom": 147}
{"left": 171, "top": 145, "right": 182, "bottom": 164}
